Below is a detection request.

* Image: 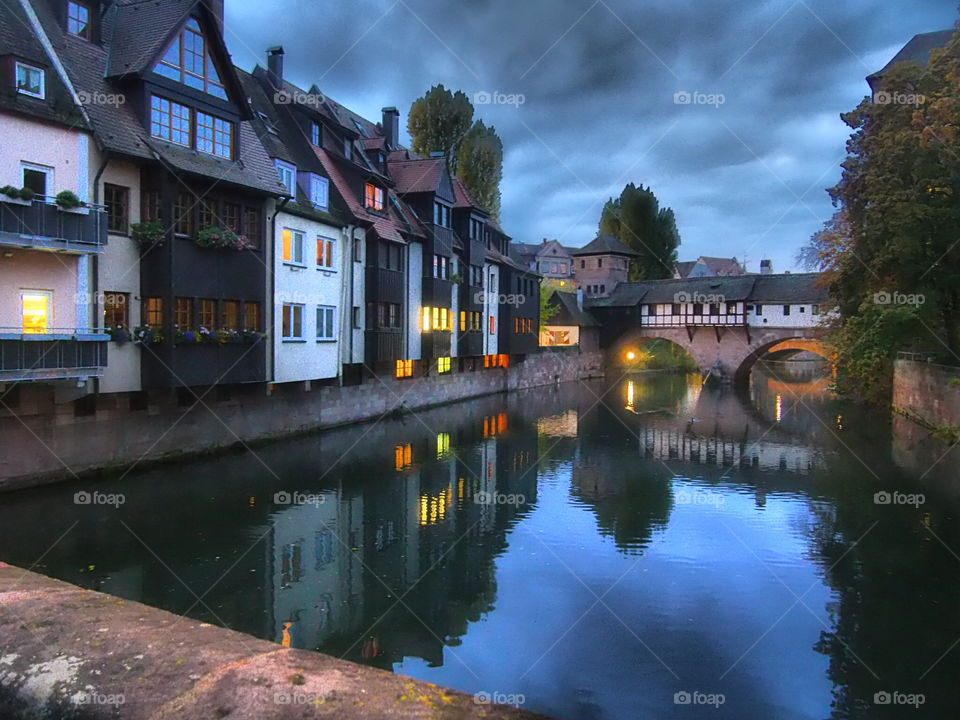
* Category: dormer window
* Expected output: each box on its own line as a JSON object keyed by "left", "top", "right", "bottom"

{"left": 15, "top": 62, "right": 44, "bottom": 98}
{"left": 365, "top": 183, "right": 384, "bottom": 212}
{"left": 67, "top": 1, "right": 91, "bottom": 39}
{"left": 310, "top": 174, "right": 328, "bottom": 210}
{"left": 352, "top": 119, "right": 367, "bottom": 137}
{"left": 154, "top": 18, "right": 228, "bottom": 100}
{"left": 433, "top": 201, "right": 450, "bottom": 228}
{"left": 343, "top": 138, "right": 352, "bottom": 160}
{"left": 275, "top": 160, "right": 296, "bottom": 196}
{"left": 310, "top": 122, "right": 320, "bottom": 146}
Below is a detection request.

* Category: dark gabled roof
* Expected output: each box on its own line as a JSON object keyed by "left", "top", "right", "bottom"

{"left": 106, "top": 0, "right": 195, "bottom": 77}
{"left": 867, "top": 29, "right": 955, "bottom": 85}
{"left": 698, "top": 256, "right": 744, "bottom": 275}
{"left": 451, "top": 175, "right": 487, "bottom": 214}
{"left": 749, "top": 273, "right": 829, "bottom": 303}
{"left": 674, "top": 261, "right": 696, "bottom": 278}
{"left": 0, "top": 0, "right": 88, "bottom": 129}
{"left": 486, "top": 245, "right": 534, "bottom": 274}
{"left": 551, "top": 291, "right": 599, "bottom": 327}
{"left": 572, "top": 234, "right": 640, "bottom": 257}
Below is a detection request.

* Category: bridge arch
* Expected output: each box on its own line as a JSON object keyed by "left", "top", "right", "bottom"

{"left": 733, "top": 337, "right": 832, "bottom": 384}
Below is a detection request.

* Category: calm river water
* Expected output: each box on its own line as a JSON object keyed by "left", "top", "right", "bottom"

{"left": 2, "top": 363, "right": 959, "bottom": 719}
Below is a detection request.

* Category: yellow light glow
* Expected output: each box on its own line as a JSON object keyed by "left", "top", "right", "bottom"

{"left": 775, "top": 394, "right": 783, "bottom": 423}
{"left": 626, "top": 351, "right": 636, "bottom": 361}
{"left": 421, "top": 307, "right": 431, "bottom": 332}
{"left": 22, "top": 293, "right": 50, "bottom": 334}
{"left": 626, "top": 380, "right": 635, "bottom": 412}
{"left": 559, "top": 281, "right": 566, "bottom": 287}
{"left": 437, "top": 432, "right": 450, "bottom": 458}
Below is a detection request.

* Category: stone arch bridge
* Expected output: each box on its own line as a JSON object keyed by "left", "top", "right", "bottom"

{"left": 586, "top": 273, "right": 831, "bottom": 383}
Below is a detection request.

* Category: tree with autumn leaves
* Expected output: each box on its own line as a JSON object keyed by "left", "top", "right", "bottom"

{"left": 803, "top": 25, "right": 960, "bottom": 403}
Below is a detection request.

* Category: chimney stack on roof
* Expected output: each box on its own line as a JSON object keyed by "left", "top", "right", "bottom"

{"left": 208, "top": 0, "right": 224, "bottom": 32}
{"left": 760, "top": 259, "right": 773, "bottom": 275}
{"left": 267, "top": 46, "right": 285, "bottom": 89}
{"left": 382, "top": 107, "right": 400, "bottom": 150}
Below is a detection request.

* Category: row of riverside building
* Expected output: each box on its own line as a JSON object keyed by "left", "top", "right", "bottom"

{"left": 0, "top": 0, "right": 546, "bottom": 415}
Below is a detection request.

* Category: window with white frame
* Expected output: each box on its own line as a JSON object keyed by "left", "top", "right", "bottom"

{"left": 316, "top": 236, "right": 336, "bottom": 269}
{"left": 316, "top": 306, "right": 336, "bottom": 341}
{"left": 310, "top": 174, "right": 328, "bottom": 210}
{"left": 281, "top": 303, "right": 304, "bottom": 340}
{"left": 282, "top": 228, "right": 305, "bottom": 264}
{"left": 275, "top": 160, "right": 296, "bottom": 197}
{"left": 15, "top": 62, "right": 44, "bottom": 98}
{"left": 21, "top": 163, "right": 52, "bottom": 198}
{"left": 67, "top": 2, "right": 91, "bottom": 39}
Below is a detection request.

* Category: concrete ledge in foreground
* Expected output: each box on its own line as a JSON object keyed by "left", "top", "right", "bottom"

{"left": 0, "top": 563, "right": 550, "bottom": 719}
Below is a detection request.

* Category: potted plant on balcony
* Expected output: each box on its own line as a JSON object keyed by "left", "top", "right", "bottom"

{"left": 55, "top": 190, "right": 88, "bottom": 213}
{"left": 195, "top": 226, "right": 251, "bottom": 250}
{"left": 106, "top": 324, "right": 131, "bottom": 344}
{"left": 0, "top": 186, "right": 34, "bottom": 206}
{"left": 241, "top": 330, "right": 265, "bottom": 344}
{"left": 132, "top": 326, "right": 163, "bottom": 345}
{"left": 131, "top": 220, "right": 166, "bottom": 248}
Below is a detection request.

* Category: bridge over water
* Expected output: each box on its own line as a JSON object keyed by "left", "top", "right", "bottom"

{"left": 586, "top": 273, "right": 831, "bottom": 382}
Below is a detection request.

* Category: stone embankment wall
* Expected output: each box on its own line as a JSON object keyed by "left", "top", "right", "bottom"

{"left": 0, "top": 348, "right": 603, "bottom": 490}
{"left": 0, "top": 563, "right": 548, "bottom": 720}
{"left": 892, "top": 359, "right": 960, "bottom": 490}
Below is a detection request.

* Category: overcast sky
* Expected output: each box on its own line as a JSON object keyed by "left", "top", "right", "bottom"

{"left": 224, "top": 0, "right": 955, "bottom": 272}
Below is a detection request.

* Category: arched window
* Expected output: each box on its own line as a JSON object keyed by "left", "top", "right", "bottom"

{"left": 154, "top": 18, "right": 228, "bottom": 100}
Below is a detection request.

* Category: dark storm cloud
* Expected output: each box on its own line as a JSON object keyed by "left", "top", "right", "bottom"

{"left": 225, "top": 0, "right": 956, "bottom": 271}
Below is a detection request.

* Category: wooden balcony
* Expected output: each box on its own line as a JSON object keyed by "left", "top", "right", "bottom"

{"left": 0, "top": 197, "right": 108, "bottom": 254}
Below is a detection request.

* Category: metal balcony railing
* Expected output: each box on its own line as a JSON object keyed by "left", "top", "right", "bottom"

{"left": 0, "top": 196, "right": 108, "bottom": 253}
{"left": 0, "top": 327, "right": 109, "bottom": 381}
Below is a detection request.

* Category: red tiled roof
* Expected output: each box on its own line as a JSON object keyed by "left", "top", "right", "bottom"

{"left": 451, "top": 176, "right": 483, "bottom": 210}
{"left": 312, "top": 147, "right": 421, "bottom": 242}
{"left": 388, "top": 157, "right": 444, "bottom": 194}
{"left": 360, "top": 136, "right": 387, "bottom": 151}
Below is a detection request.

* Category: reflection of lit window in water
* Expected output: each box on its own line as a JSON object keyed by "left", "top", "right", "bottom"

{"left": 419, "top": 485, "right": 454, "bottom": 525}
{"left": 625, "top": 380, "right": 635, "bottom": 412}
{"left": 436, "top": 432, "right": 450, "bottom": 458}
{"left": 483, "top": 413, "right": 508, "bottom": 437}
{"left": 775, "top": 394, "right": 783, "bottom": 423}
{"left": 836, "top": 414, "right": 843, "bottom": 430}
{"left": 395, "top": 443, "right": 412, "bottom": 470}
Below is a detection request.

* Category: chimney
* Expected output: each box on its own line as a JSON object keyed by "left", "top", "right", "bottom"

{"left": 208, "top": 0, "right": 224, "bottom": 32}
{"left": 267, "top": 46, "right": 285, "bottom": 89}
{"left": 382, "top": 107, "right": 399, "bottom": 149}
{"left": 760, "top": 259, "right": 772, "bottom": 275}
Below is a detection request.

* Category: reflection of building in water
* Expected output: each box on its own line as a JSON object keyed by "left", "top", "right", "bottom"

{"left": 267, "top": 490, "right": 366, "bottom": 652}
{"left": 638, "top": 426, "right": 815, "bottom": 474}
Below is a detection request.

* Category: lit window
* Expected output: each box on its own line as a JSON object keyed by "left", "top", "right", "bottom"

{"left": 396, "top": 359, "right": 414, "bottom": 378}
{"left": 437, "top": 357, "right": 451, "bottom": 374}
{"left": 199, "top": 299, "right": 216, "bottom": 329}
{"left": 67, "top": 1, "right": 91, "bottom": 38}
{"left": 437, "top": 432, "right": 450, "bottom": 457}
{"left": 316, "top": 306, "right": 336, "bottom": 340}
{"left": 365, "top": 183, "right": 384, "bottom": 211}
{"left": 221, "top": 300, "right": 239, "bottom": 331}
{"left": 282, "top": 303, "right": 304, "bottom": 339}
{"left": 15, "top": 62, "right": 44, "bottom": 98}
{"left": 150, "top": 96, "right": 191, "bottom": 146}
{"left": 489, "top": 315, "right": 496, "bottom": 334}
{"left": 21, "top": 291, "right": 51, "bottom": 333}
{"left": 275, "top": 160, "right": 296, "bottom": 196}
{"left": 153, "top": 17, "right": 228, "bottom": 99}
{"left": 316, "top": 236, "right": 335, "bottom": 269}
{"left": 282, "top": 228, "right": 304, "bottom": 264}
{"left": 196, "top": 112, "right": 232, "bottom": 158}
{"left": 310, "top": 175, "right": 329, "bottom": 209}
{"left": 103, "top": 292, "right": 129, "bottom": 328}
{"left": 144, "top": 298, "right": 163, "bottom": 329}
{"left": 174, "top": 297, "right": 193, "bottom": 330}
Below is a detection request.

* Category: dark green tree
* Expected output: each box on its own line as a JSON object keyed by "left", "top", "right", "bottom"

{"left": 599, "top": 183, "right": 680, "bottom": 280}
{"left": 806, "top": 26, "right": 960, "bottom": 402}
{"left": 456, "top": 120, "right": 503, "bottom": 220}
{"left": 407, "top": 85, "right": 473, "bottom": 171}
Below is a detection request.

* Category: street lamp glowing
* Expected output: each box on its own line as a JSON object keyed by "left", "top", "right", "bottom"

{"left": 626, "top": 351, "right": 636, "bottom": 361}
